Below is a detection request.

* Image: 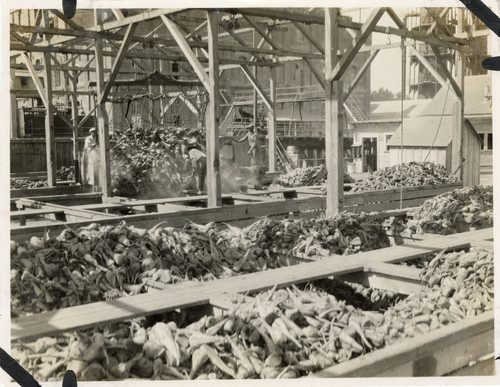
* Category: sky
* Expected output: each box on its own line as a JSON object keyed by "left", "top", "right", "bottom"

{"left": 343, "top": 9, "right": 405, "bottom": 94}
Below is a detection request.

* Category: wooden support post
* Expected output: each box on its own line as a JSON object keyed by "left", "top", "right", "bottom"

{"left": 42, "top": 52, "right": 57, "bottom": 186}
{"left": 268, "top": 66, "right": 277, "bottom": 172}
{"left": 452, "top": 50, "right": 465, "bottom": 182}
{"left": 71, "top": 68, "right": 80, "bottom": 183}
{"left": 252, "top": 67, "right": 258, "bottom": 128}
{"left": 325, "top": 8, "right": 344, "bottom": 217}
{"left": 10, "top": 93, "right": 18, "bottom": 139}
{"left": 94, "top": 36, "right": 112, "bottom": 196}
{"left": 206, "top": 10, "right": 222, "bottom": 207}
{"left": 99, "top": 23, "right": 137, "bottom": 104}
{"left": 430, "top": 45, "right": 463, "bottom": 100}
{"left": 345, "top": 49, "right": 380, "bottom": 100}
{"left": 161, "top": 14, "right": 211, "bottom": 91}
{"left": 409, "top": 46, "right": 447, "bottom": 89}
{"left": 329, "top": 8, "right": 386, "bottom": 81}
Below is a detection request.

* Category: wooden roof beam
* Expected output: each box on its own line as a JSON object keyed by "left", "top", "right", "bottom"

{"left": 385, "top": 8, "right": 405, "bottom": 29}
{"left": 50, "top": 9, "right": 85, "bottom": 31}
{"left": 241, "top": 15, "right": 279, "bottom": 49}
{"left": 186, "top": 20, "right": 207, "bottom": 40}
{"left": 291, "top": 21, "right": 324, "bottom": 55}
{"left": 111, "top": 9, "right": 125, "bottom": 21}
{"left": 104, "top": 36, "right": 147, "bottom": 71}
{"left": 10, "top": 31, "right": 30, "bottom": 45}
{"left": 409, "top": 45, "right": 447, "bottom": 88}
{"left": 219, "top": 21, "right": 265, "bottom": 62}
{"left": 161, "top": 14, "right": 210, "bottom": 91}
{"left": 92, "top": 8, "right": 184, "bottom": 31}
{"left": 179, "top": 93, "right": 199, "bottom": 115}
{"left": 425, "top": 8, "right": 453, "bottom": 36}
{"left": 430, "top": 44, "right": 463, "bottom": 100}
{"left": 10, "top": 43, "right": 279, "bottom": 67}
{"left": 239, "top": 64, "right": 272, "bottom": 110}
{"left": 329, "top": 8, "right": 386, "bottom": 81}
{"left": 345, "top": 48, "right": 380, "bottom": 100}
{"left": 20, "top": 52, "right": 73, "bottom": 129}
{"left": 303, "top": 58, "right": 325, "bottom": 90}
{"left": 99, "top": 22, "right": 138, "bottom": 104}
{"left": 30, "top": 10, "right": 43, "bottom": 44}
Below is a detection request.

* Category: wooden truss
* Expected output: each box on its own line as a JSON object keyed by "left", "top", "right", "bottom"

{"left": 10, "top": 7, "right": 471, "bottom": 213}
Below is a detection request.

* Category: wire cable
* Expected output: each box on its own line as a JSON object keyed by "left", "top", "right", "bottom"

{"left": 399, "top": 37, "right": 406, "bottom": 209}
{"left": 423, "top": 80, "right": 451, "bottom": 163}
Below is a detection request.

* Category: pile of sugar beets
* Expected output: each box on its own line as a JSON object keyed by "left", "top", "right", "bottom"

{"left": 11, "top": 247, "right": 493, "bottom": 381}
{"left": 10, "top": 185, "right": 493, "bottom": 380}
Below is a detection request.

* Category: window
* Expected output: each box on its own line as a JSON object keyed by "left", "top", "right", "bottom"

{"left": 488, "top": 133, "right": 493, "bottom": 150}
{"left": 20, "top": 77, "right": 28, "bottom": 86}
{"left": 172, "top": 62, "right": 179, "bottom": 80}
{"left": 385, "top": 134, "right": 392, "bottom": 151}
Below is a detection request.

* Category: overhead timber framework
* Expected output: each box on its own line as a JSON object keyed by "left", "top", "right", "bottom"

{"left": 10, "top": 8, "right": 471, "bottom": 214}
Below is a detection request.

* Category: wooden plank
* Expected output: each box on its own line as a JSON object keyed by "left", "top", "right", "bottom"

{"left": 303, "top": 58, "right": 325, "bottom": 90}
{"left": 311, "top": 311, "right": 493, "bottom": 377}
{"left": 94, "top": 35, "right": 112, "bottom": 196}
{"left": 10, "top": 185, "right": 85, "bottom": 199}
{"left": 324, "top": 9, "right": 341, "bottom": 217}
{"left": 336, "top": 262, "right": 424, "bottom": 296}
{"left": 345, "top": 49, "right": 380, "bottom": 100}
{"left": 239, "top": 65, "right": 272, "bottom": 110}
{"left": 206, "top": 10, "right": 222, "bottom": 208}
{"left": 430, "top": 44, "right": 463, "bottom": 100}
{"left": 425, "top": 7, "right": 453, "bottom": 36}
{"left": 344, "top": 197, "right": 427, "bottom": 213}
{"left": 11, "top": 230, "right": 478, "bottom": 341}
{"left": 291, "top": 21, "right": 324, "bottom": 54}
{"left": 241, "top": 15, "right": 278, "bottom": 49}
{"left": 9, "top": 196, "right": 323, "bottom": 241}
{"left": 329, "top": 8, "right": 386, "bottom": 81}
{"left": 11, "top": 193, "right": 103, "bottom": 212}
{"left": 409, "top": 46, "right": 447, "bottom": 88}
{"left": 99, "top": 23, "right": 138, "bottom": 104}
{"left": 50, "top": 9, "right": 85, "bottom": 31}
{"left": 344, "top": 183, "right": 462, "bottom": 206}
{"left": 16, "top": 199, "right": 116, "bottom": 220}
{"left": 268, "top": 65, "right": 277, "bottom": 172}
{"left": 11, "top": 209, "right": 67, "bottom": 226}
{"left": 111, "top": 9, "right": 125, "bottom": 20}
{"left": 43, "top": 52, "right": 56, "bottom": 187}
{"left": 161, "top": 15, "right": 210, "bottom": 91}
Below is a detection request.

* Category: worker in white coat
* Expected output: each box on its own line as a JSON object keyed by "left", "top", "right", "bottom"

{"left": 82, "top": 127, "right": 99, "bottom": 186}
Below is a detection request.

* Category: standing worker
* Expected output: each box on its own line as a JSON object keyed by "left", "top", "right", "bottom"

{"left": 82, "top": 127, "right": 99, "bottom": 186}
{"left": 186, "top": 138, "right": 207, "bottom": 194}
{"left": 235, "top": 124, "right": 259, "bottom": 165}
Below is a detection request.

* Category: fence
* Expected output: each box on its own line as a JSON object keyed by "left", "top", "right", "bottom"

{"left": 10, "top": 138, "right": 85, "bottom": 174}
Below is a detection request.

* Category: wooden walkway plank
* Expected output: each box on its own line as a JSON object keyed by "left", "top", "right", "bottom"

{"left": 11, "top": 229, "right": 484, "bottom": 341}
{"left": 310, "top": 311, "right": 493, "bottom": 377}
